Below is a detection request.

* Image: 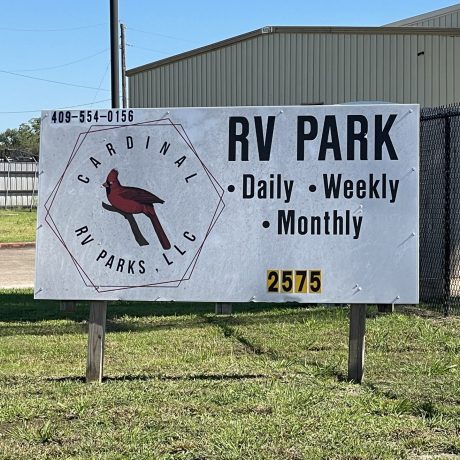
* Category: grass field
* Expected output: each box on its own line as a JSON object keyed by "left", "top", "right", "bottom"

{"left": 0, "top": 209, "right": 37, "bottom": 243}
{"left": 0, "top": 290, "right": 459, "bottom": 459}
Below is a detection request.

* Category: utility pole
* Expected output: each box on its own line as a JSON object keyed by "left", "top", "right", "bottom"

{"left": 120, "top": 23, "right": 127, "bottom": 108}
{"left": 110, "top": 0, "right": 120, "bottom": 108}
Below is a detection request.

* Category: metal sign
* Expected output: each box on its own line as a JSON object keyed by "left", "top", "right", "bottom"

{"left": 35, "top": 105, "right": 419, "bottom": 303}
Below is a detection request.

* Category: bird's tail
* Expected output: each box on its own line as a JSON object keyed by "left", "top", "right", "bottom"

{"left": 144, "top": 206, "right": 171, "bottom": 250}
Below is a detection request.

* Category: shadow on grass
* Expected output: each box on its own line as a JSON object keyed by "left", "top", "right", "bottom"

{"left": 0, "top": 289, "right": 310, "bottom": 323}
{"left": 46, "top": 373, "right": 268, "bottom": 384}
{"left": 204, "top": 315, "right": 278, "bottom": 357}
{"left": 0, "top": 307, "right": 350, "bottom": 339}
{"left": 0, "top": 290, "right": 217, "bottom": 323}
{"left": 0, "top": 289, "right": 350, "bottom": 337}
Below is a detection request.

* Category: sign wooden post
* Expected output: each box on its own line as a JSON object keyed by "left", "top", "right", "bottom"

{"left": 86, "top": 301, "right": 107, "bottom": 383}
{"left": 348, "top": 304, "right": 366, "bottom": 383}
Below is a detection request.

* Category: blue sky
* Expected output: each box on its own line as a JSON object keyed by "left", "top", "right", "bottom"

{"left": 0, "top": 0, "right": 456, "bottom": 131}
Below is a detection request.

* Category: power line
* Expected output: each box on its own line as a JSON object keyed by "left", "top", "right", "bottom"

{"left": 7, "top": 49, "right": 108, "bottom": 72}
{"left": 126, "top": 26, "right": 199, "bottom": 44}
{"left": 91, "top": 62, "right": 110, "bottom": 107}
{"left": 0, "top": 99, "right": 111, "bottom": 114}
{"left": 0, "top": 23, "right": 107, "bottom": 32}
{"left": 0, "top": 69, "right": 110, "bottom": 92}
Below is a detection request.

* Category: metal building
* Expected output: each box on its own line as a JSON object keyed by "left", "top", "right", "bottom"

{"left": 127, "top": 5, "right": 460, "bottom": 108}
{"left": 385, "top": 3, "right": 460, "bottom": 28}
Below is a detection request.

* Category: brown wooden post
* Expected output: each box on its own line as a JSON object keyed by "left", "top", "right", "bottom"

{"left": 86, "top": 301, "right": 107, "bottom": 383}
{"left": 348, "top": 304, "right": 366, "bottom": 383}
{"left": 215, "top": 303, "right": 233, "bottom": 314}
{"left": 60, "top": 301, "right": 76, "bottom": 312}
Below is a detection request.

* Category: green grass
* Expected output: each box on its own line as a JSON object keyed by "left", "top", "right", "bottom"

{"left": 0, "top": 209, "right": 37, "bottom": 243}
{"left": 0, "top": 290, "right": 459, "bottom": 459}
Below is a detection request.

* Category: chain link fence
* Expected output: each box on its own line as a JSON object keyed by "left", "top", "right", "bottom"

{"left": 420, "top": 104, "right": 460, "bottom": 315}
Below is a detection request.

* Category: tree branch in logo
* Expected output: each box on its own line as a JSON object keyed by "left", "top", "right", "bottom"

{"left": 101, "top": 202, "right": 149, "bottom": 246}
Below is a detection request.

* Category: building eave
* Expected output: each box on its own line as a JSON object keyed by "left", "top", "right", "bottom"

{"left": 127, "top": 25, "right": 460, "bottom": 76}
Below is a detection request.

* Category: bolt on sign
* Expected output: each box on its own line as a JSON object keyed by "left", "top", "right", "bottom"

{"left": 35, "top": 105, "right": 419, "bottom": 303}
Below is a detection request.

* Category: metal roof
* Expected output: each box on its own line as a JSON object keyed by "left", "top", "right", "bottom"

{"left": 127, "top": 25, "right": 460, "bottom": 76}
{"left": 385, "top": 3, "right": 460, "bottom": 26}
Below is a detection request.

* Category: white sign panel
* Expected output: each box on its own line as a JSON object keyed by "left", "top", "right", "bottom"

{"left": 36, "top": 105, "right": 419, "bottom": 303}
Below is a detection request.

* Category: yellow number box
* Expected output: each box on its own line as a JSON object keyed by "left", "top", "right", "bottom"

{"left": 266, "top": 269, "right": 322, "bottom": 294}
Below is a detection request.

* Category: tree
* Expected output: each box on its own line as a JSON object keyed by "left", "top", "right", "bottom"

{"left": 0, "top": 118, "right": 40, "bottom": 155}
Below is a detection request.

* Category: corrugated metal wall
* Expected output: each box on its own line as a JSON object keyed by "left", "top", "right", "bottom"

{"left": 0, "top": 161, "right": 38, "bottom": 208}
{"left": 129, "top": 30, "right": 460, "bottom": 109}
{"left": 402, "top": 12, "right": 460, "bottom": 28}
{"left": 387, "top": 8, "right": 460, "bottom": 28}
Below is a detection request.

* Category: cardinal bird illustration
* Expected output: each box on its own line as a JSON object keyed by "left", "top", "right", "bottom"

{"left": 103, "top": 169, "right": 171, "bottom": 250}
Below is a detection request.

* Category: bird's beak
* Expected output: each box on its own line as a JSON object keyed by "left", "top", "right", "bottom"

{"left": 102, "top": 182, "right": 108, "bottom": 188}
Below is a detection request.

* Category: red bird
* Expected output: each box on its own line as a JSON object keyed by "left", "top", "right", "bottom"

{"left": 103, "top": 169, "right": 171, "bottom": 250}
